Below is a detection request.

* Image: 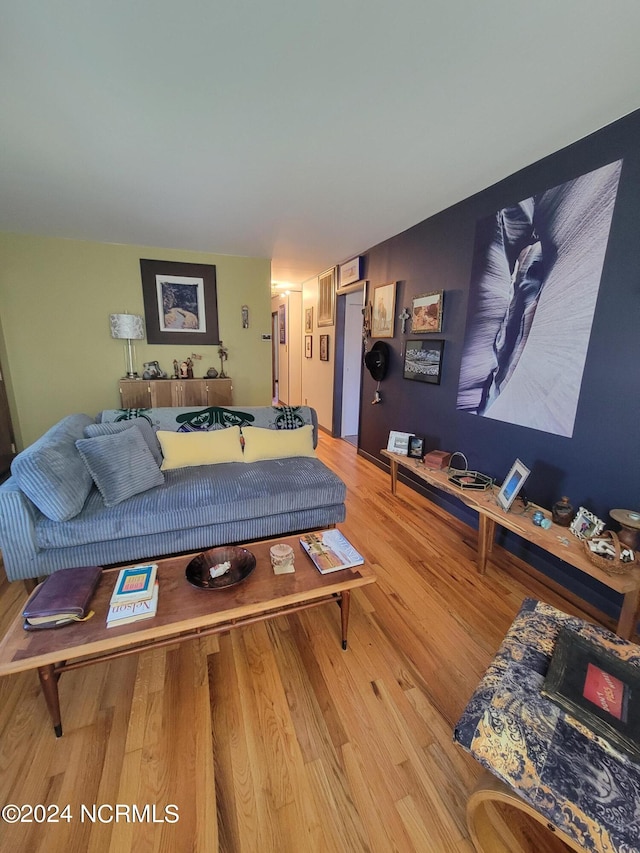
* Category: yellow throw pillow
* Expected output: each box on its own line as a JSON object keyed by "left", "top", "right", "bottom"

{"left": 157, "top": 426, "right": 243, "bottom": 470}
{"left": 242, "top": 425, "right": 316, "bottom": 463}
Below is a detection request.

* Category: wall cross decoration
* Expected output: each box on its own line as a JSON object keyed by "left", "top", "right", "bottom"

{"left": 399, "top": 307, "right": 411, "bottom": 334}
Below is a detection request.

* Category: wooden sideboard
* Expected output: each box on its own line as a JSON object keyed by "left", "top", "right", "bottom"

{"left": 119, "top": 378, "right": 233, "bottom": 409}
{"left": 381, "top": 449, "right": 640, "bottom": 639}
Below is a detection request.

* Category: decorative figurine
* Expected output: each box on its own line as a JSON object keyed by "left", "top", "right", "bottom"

{"left": 218, "top": 342, "right": 229, "bottom": 378}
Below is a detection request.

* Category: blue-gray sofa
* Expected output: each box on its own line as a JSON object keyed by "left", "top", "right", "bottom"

{"left": 0, "top": 405, "right": 347, "bottom": 583}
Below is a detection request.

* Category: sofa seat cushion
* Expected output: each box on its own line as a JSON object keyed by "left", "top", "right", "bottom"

{"left": 76, "top": 428, "right": 165, "bottom": 507}
{"left": 11, "top": 414, "right": 95, "bottom": 521}
{"left": 35, "top": 457, "right": 346, "bottom": 549}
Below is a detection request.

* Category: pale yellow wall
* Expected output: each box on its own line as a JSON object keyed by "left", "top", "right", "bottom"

{"left": 301, "top": 275, "right": 334, "bottom": 431}
{"left": 0, "top": 233, "right": 272, "bottom": 447}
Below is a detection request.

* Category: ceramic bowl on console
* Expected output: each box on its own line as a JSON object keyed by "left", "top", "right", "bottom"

{"left": 186, "top": 546, "right": 256, "bottom": 589}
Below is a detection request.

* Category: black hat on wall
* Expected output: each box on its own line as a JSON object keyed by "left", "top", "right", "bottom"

{"left": 364, "top": 341, "right": 390, "bottom": 382}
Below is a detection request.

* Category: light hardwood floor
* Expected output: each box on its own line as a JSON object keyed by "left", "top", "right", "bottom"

{"left": 0, "top": 434, "right": 606, "bottom": 852}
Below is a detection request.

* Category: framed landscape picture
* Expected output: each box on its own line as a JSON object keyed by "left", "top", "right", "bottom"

{"left": 337, "top": 256, "right": 363, "bottom": 293}
{"left": 371, "top": 282, "right": 396, "bottom": 338}
{"left": 411, "top": 290, "right": 443, "bottom": 333}
{"left": 403, "top": 339, "right": 444, "bottom": 384}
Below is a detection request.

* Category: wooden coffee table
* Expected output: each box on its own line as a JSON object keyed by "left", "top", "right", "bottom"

{"left": 0, "top": 534, "right": 375, "bottom": 736}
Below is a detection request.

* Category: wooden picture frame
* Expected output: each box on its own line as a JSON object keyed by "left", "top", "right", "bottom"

{"left": 337, "top": 257, "right": 363, "bottom": 292}
{"left": 403, "top": 339, "right": 444, "bottom": 384}
{"left": 319, "top": 334, "right": 329, "bottom": 361}
{"left": 305, "top": 335, "right": 312, "bottom": 358}
{"left": 411, "top": 290, "right": 443, "bottom": 333}
{"left": 305, "top": 307, "right": 313, "bottom": 333}
{"left": 371, "top": 282, "right": 396, "bottom": 338}
{"left": 318, "top": 268, "right": 336, "bottom": 327}
{"left": 140, "top": 258, "right": 219, "bottom": 345}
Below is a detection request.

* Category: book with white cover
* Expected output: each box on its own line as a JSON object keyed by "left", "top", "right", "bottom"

{"left": 299, "top": 530, "right": 365, "bottom": 574}
{"left": 107, "top": 581, "right": 159, "bottom": 627}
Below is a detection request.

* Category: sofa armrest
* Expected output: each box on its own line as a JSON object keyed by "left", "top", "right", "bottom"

{"left": 0, "top": 478, "right": 40, "bottom": 582}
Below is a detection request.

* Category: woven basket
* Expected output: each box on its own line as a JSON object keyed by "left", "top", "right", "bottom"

{"left": 583, "top": 530, "right": 635, "bottom": 575}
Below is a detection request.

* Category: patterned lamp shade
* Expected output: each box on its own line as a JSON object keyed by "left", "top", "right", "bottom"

{"left": 109, "top": 313, "right": 145, "bottom": 340}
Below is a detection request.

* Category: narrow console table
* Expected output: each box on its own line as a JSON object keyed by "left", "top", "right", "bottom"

{"left": 381, "top": 449, "right": 640, "bottom": 639}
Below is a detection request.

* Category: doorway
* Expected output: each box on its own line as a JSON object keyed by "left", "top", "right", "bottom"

{"left": 271, "top": 311, "right": 279, "bottom": 404}
{"left": 0, "top": 358, "right": 16, "bottom": 481}
{"left": 340, "top": 289, "right": 364, "bottom": 445}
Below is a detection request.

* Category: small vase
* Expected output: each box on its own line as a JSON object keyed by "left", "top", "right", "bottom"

{"left": 552, "top": 496, "right": 573, "bottom": 526}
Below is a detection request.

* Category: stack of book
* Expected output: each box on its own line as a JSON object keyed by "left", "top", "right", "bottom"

{"left": 107, "top": 563, "right": 159, "bottom": 628}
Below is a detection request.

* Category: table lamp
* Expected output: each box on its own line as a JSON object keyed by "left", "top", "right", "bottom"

{"left": 110, "top": 313, "right": 145, "bottom": 378}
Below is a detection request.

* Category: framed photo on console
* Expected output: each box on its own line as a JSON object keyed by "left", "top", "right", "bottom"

{"left": 407, "top": 436, "right": 425, "bottom": 460}
{"left": 496, "top": 458, "right": 530, "bottom": 512}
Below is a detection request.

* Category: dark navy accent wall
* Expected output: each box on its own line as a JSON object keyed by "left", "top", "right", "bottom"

{"left": 354, "top": 109, "right": 640, "bottom": 617}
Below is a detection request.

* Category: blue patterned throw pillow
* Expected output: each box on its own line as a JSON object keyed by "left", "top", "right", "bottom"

{"left": 76, "top": 428, "right": 164, "bottom": 507}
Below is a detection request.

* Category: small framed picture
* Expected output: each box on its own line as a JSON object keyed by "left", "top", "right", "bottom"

{"left": 305, "top": 307, "right": 313, "bottom": 333}
{"left": 387, "top": 431, "right": 413, "bottom": 455}
{"left": 570, "top": 507, "right": 605, "bottom": 540}
{"left": 305, "top": 335, "right": 312, "bottom": 358}
{"left": 278, "top": 303, "right": 286, "bottom": 344}
{"left": 403, "top": 339, "right": 444, "bottom": 384}
{"left": 338, "top": 256, "right": 363, "bottom": 292}
{"left": 411, "top": 291, "right": 443, "bottom": 333}
{"left": 371, "top": 282, "right": 396, "bottom": 338}
{"left": 407, "top": 436, "right": 425, "bottom": 460}
{"left": 496, "top": 458, "right": 531, "bottom": 512}
{"left": 319, "top": 334, "right": 329, "bottom": 361}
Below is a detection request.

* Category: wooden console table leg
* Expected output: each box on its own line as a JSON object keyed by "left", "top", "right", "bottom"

{"left": 38, "top": 664, "right": 63, "bottom": 737}
{"left": 389, "top": 458, "right": 398, "bottom": 495}
{"left": 616, "top": 589, "right": 639, "bottom": 640}
{"left": 476, "top": 515, "right": 495, "bottom": 575}
{"left": 340, "top": 590, "right": 351, "bottom": 650}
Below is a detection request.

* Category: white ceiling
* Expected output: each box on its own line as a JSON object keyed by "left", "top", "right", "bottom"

{"left": 2, "top": 1, "right": 640, "bottom": 287}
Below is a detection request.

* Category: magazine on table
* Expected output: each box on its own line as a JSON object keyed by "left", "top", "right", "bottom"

{"left": 299, "top": 530, "right": 365, "bottom": 574}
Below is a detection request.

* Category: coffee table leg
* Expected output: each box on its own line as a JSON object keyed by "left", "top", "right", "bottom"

{"left": 340, "top": 590, "right": 351, "bottom": 650}
{"left": 38, "top": 664, "right": 62, "bottom": 737}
